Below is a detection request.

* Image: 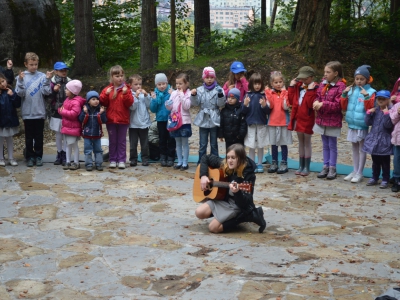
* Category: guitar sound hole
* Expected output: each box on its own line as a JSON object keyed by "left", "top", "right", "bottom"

{"left": 204, "top": 190, "right": 211, "bottom": 196}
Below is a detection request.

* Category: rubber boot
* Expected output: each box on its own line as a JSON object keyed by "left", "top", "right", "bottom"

{"left": 160, "top": 155, "right": 167, "bottom": 167}
{"left": 222, "top": 217, "right": 240, "bottom": 232}
{"left": 391, "top": 178, "right": 400, "bottom": 192}
{"left": 295, "top": 157, "right": 304, "bottom": 175}
{"left": 60, "top": 150, "right": 67, "bottom": 166}
{"left": 300, "top": 157, "right": 311, "bottom": 176}
{"left": 239, "top": 207, "right": 266, "bottom": 233}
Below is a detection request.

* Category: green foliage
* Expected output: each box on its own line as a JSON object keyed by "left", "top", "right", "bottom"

{"left": 55, "top": 0, "right": 75, "bottom": 66}
{"left": 274, "top": 0, "right": 297, "bottom": 31}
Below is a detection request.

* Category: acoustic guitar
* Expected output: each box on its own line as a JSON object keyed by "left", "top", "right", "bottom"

{"left": 192, "top": 165, "right": 253, "bottom": 203}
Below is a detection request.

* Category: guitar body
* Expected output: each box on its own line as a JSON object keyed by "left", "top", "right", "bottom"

{"left": 193, "top": 166, "right": 228, "bottom": 203}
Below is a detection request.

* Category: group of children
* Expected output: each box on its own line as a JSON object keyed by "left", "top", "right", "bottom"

{"left": 1, "top": 53, "right": 400, "bottom": 191}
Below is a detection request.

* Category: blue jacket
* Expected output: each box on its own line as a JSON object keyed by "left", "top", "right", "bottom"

{"left": 150, "top": 85, "right": 172, "bottom": 122}
{"left": 362, "top": 109, "right": 393, "bottom": 155}
{"left": 345, "top": 85, "right": 376, "bottom": 130}
{"left": 241, "top": 91, "right": 270, "bottom": 125}
{"left": 78, "top": 103, "right": 107, "bottom": 139}
{"left": 0, "top": 89, "right": 21, "bottom": 128}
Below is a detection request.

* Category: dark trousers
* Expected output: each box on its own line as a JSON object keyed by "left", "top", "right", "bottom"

{"left": 129, "top": 127, "right": 149, "bottom": 161}
{"left": 149, "top": 142, "right": 160, "bottom": 160}
{"left": 371, "top": 154, "right": 391, "bottom": 181}
{"left": 157, "top": 121, "right": 176, "bottom": 158}
{"left": 24, "top": 119, "right": 45, "bottom": 159}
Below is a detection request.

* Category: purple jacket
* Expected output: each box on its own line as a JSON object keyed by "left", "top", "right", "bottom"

{"left": 315, "top": 80, "right": 346, "bottom": 128}
{"left": 390, "top": 102, "right": 400, "bottom": 146}
{"left": 362, "top": 109, "right": 393, "bottom": 155}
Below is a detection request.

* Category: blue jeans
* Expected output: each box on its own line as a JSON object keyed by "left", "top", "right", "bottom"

{"left": 198, "top": 127, "right": 219, "bottom": 163}
{"left": 393, "top": 146, "right": 400, "bottom": 178}
{"left": 84, "top": 138, "right": 103, "bottom": 167}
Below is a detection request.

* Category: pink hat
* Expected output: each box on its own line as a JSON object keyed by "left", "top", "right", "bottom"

{"left": 66, "top": 80, "right": 82, "bottom": 95}
{"left": 202, "top": 67, "right": 216, "bottom": 79}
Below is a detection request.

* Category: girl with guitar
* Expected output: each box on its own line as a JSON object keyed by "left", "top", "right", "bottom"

{"left": 194, "top": 143, "right": 266, "bottom": 233}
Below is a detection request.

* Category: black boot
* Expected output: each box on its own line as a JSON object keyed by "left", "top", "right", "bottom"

{"left": 239, "top": 207, "right": 266, "bottom": 233}
{"left": 54, "top": 151, "right": 62, "bottom": 165}
{"left": 222, "top": 217, "right": 240, "bottom": 232}
{"left": 160, "top": 155, "right": 167, "bottom": 167}
{"left": 295, "top": 157, "right": 304, "bottom": 175}
{"left": 391, "top": 178, "right": 400, "bottom": 192}
{"left": 167, "top": 157, "right": 174, "bottom": 167}
{"left": 60, "top": 150, "right": 67, "bottom": 166}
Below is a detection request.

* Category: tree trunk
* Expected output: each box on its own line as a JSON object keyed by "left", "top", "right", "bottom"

{"left": 270, "top": 0, "right": 278, "bottom": 29}
{"left": 292, "top": 0, "right": 333, "bottom": 64}
{"left": 73, "top": 0, "right": 101, "bottom": 75}
{"left": 152, "top": 2, "right": 158, "bottom": 65}
{"left": 141, "top": 0, "right": 157, "bottom": 69}
{"left": 261, "top": 0, "right": 266, "bottom": 25}
{"left": 171, "top": 0, "right": 176, "bottom": 63}
{"left": 0, "top": 0, "right": 61, "bottom": 68}
{"left": 291, "top": 0, "right": 301, "bottom": 32}
{"left": 194, "top": 0, "right": 210, "bottom": 54}
{"left": 390, "top": 0, "right": 400, "bottom": 35}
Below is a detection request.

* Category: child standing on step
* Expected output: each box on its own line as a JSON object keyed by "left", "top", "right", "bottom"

{"left": 265, "top": 71, "right": 292, "bottom": 174}
{"left": 363, "top": 90, "right": 393, "bottom": 189}
{"left": 48, "top": 61, "right": 71, "bottom": 166}
{"left": 288, "top": 66, "right": 318, "bottom": 176}
{"left": 191, "top": 67, "right": 226, "bottom": 164}
{"left": 166, "top": 73, "right": 192, "bottom": 170}
{"left": 128, "top": 74, "right": 151, "bottom": 167}
{"left": 241, "top": 73, "right": 270, "bottom": 173}
{"left": 100, "top": 65, "right": 134, "bottom": 169}
{"left": 341, "top": 65, "right": 376, "bottom": 183}
{"left": 150, "top": 73, "right": 175, "bottom": 167}
{"left": 0, "top": 73, "right": 21, "bottom": 167}
{"left": 223, "top": 61, "right": 248, "bottom": 102}
{"left": 313, "top": 61, "right": 346, "bottom": 180}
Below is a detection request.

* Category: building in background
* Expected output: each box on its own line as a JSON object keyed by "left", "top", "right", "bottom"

{"left": 210, "top": 7, "right": 253, "bottom": 29}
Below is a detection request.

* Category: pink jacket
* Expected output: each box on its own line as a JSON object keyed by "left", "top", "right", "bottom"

{"left": 59, "top": 96, "right": 86, "bottom": 136}
{"left": 390, "top": 102, "right": 400, "bottom": 145}
{"left": 223, "top": 77, "right": 248, "bottom": 102}
{"left": 165, "top": 89, "right": 191, "bottom": 124}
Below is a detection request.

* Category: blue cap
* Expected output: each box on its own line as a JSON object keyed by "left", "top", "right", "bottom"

{"left": 54, "top": 61, "right": 70, "bottom": 70}
{"left": 86, "top": 91, "right": 100, "bottom": 102}
{"left": 230, "top": 61, "right": 246, "bottom": 74}
{"left": 376, "top": 90, "right": 390, "bottom": 99}
{"left": 228, "top": 88, "right": 240, "bottom": 101}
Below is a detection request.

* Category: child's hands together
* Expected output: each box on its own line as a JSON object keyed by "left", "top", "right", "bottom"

{"left": 106, "top": 87, "right": 113, "bottom": 95}
{"left": 7, "top": 88, "right": 13, "bottom": 96}
{"left": 244, "top": 95, "right": 251, "bottom": 107}
{"left": 100, "top": 106, "right": 105, "bottom": 114}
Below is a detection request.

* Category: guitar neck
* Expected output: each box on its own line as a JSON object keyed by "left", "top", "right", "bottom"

{"left": 212, "top": 181, "right": 230, "bottom": 189}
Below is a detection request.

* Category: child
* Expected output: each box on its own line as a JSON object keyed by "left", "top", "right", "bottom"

{"left": 15, "top": 52, "right": 52, "bottom": 167}
{"left": 79, "top": 91, "right": 107, "bottom": 171}
{"left": 241, "top": 72, "right": 270, "bottom": 173}
{"left": 265, "top": 71, "right": 292, "bottom": 174}
{"left": 390, "top": 91, "right": 400, "bottom": 192}
{"left": 48, "top": 61, "right": 71, "bottom": 166}
{"left": 0, "top": 59, "right": 14, "bottom": 85}
{"left": 0, "top": 73, "right": 21, "bottom": 166}
{"left": 100, "top": 65, "right": 134, "bottom": 169}
{"left": 313, "top": 61, "right": 346, "bottom": 180}
{"left": 363, "top": 90, "right": 393, "bottom": 189}
{"left": 128, "top": 74, "right": 151, "bottom": 167}
{"left": 165, "top": 73, "right": 192, "bottom": 170}
{"left": 341, "top": 65, "right": 376, "bottom": 183}
{"left": 191, "top": 67, "right": 226, "bottom": 164}
{"left": 150, "top": 73, "right": 175, "bottom": 167}
{"left": 223, "top": 61, "right": 248, "bottom": 102}
{"left": 58, "top": 80, "right": 85, "bottom": 170}
{"left": 390, "top": 77, "right": 400, "bottom": 105}
{"left": 288, "top": 66, "right": 318, "bottom": 176}
{"left": 218, "top": 88, "right": 247, "bottom": 150}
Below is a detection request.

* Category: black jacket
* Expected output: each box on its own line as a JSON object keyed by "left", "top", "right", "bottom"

{"left": 199, "top": 154, "right": 256, "bottom": 211}
{"left": 0, "top": 89, "right": 21, "bottom": 128}
{"left": 218, "top": 102, "right": 247, "bottom": 144}
{"left": 0, "top": 66, "right": 14, "bottom": 85}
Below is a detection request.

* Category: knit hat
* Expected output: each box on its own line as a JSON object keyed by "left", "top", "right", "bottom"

{"left": 54, "top": 61, "right": 69, "bottom": 70}
{"left": 230, "top": 61, "right": 246, "bottom": 74}
{"left": 155, "top": 73, "right": 168, "bottom": 85}
{"left": 66, "top": 80, "right": 82, "bottom": 95}
{"left": 228, "top": 88, "right": 240, "bottom": 101}
{"left": 376, "top": 90, "right": 390, "bottom": 99}
{"left": 86, "top": 91, "right": 99, "bottom": 102}
{"left": 202, "top": 67, "right": 216, "bottom": 79}
{"left": 296, "top": 66, "right": 315, "bottom": 79}
{"left": 354, "top": 65, "right": 371, "bottom": 80}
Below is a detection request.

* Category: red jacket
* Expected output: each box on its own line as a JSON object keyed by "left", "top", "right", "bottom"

{"left": 100, "top": 84, "right": 134, "bottom": 124}
{"left": 59, "top": 96, "right": 86, "bottom": 137}
{"left": 288, "top": 82, "right": 318, "bottom": 134}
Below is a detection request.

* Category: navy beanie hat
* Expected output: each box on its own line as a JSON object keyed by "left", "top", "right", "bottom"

{"left": 86, "top": 91, "right": 100, "bottom": 102}
{"left": 354, "top": 65, "right": 371, "bottom": 80}
{"left": 228, "top": 88, "right": 240, "bottom": 101}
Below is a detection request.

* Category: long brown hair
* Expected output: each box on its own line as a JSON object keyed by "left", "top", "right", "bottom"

{"left": 325, "top": 61, "right": 344, "bottom": 79}
{"left": 248, "top": 72, "right": 263, "bottom": 92}
{"left": 222, "top": 143, "right": 247, "bottom": 177}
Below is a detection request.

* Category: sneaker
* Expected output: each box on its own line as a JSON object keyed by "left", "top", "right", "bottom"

{"left": 8, "top": 159, "right": 18, "bottom": 166}
{"left": 350, "top": 173, "right": 363, "bottom": 183}
{"left": 267, "top": 161, "right": 277, "bottom": 173}
{"left": 256, "top": 164, "right": 264, "bottom": 173}
{"left": 380, "top": 181, "right": 389, "bottom": 189}
{"left": 63, "top": 163, "right": 71, "bottom": 170}
{"left": 326, "top": 166, "right": 337, "bottom": 180}
{"left": 27, "top": 157, "right": 35, "bottom": 167}
{"left": 109, "top": 162, "right": 117, "bottom": 168}
{"left": 96, "top": 165, "right": 103, "bottom": 171}
{"left": 86, "top": 165, "right": 93, "bottom": 171}
{"left": 69, "top": 162, "right": 80, "bottom": 170}
{"left": 317, "top": 167, "right": 329, "bottom": 178}
{"left": 0, "top": 159, "right": 5, "bottom": 167}
{"left": 142, "top": 160, "right": 149, "bottom": 166}
{"left": 366, "top": 178, "right": 378, "bottom": 186}
{"left": 344, "top": 171, "right": 356, "bottom": 181}
{"left": 180, "top": 165, "right": 189, "bottom": 170}
{"left": 130, "top": 160, "right": 137, "bottom": 167}
{"left": 118, "top": 162, "right": 126, "bottom": 169}
{"left": 277, "top": 161, "right": 288, "bottom": 174}
{"left": 36, "top": 157, "right": 43, "bottom": 167}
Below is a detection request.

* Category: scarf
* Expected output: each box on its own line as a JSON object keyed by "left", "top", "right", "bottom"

{"left": 203, "top": 81, "right": 217, "bottom": 91}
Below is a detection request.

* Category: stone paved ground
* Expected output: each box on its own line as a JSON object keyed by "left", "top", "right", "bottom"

{"left": 0, "top": 113, "right": 399, "bottom": 299}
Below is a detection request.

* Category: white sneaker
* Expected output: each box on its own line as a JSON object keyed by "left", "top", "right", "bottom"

{"left": 118, "top": 162, "right": 125, "bottom": 169}
{"left": 0, "top": 159, "right": 5, "bottom": 167}
{"left": 109, "top": 162, "right": 117, "bottom": 168}
{"left": 351, "top": 173, "right": 363, "bottom": 183}
{"left": 8, "top": 159, "right": 18, "bottom": 166}
{"left": 344, "top": 171, "right": 356, "bottom": 181}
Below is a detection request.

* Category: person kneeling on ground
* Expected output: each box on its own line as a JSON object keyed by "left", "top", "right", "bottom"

{"left": 195, "top": 143, "right": 266, "bottom": 233}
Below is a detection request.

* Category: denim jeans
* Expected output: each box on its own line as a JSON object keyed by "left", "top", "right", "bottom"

{"left": 393, "top": 146, "right": 400, "bottom": 178}
{"left": 198, "top": 127, "right": 219, "bottom": 163}
{"left": 84, "top": 138, "right": 103, "bottom": 167}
